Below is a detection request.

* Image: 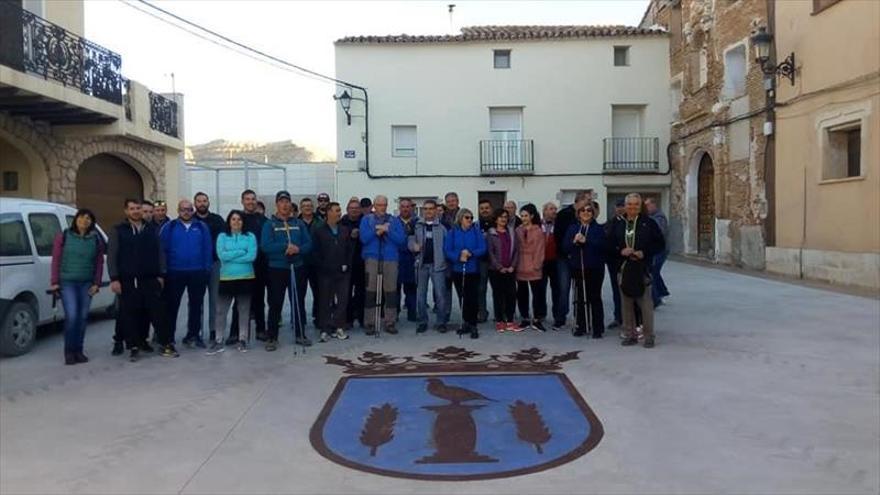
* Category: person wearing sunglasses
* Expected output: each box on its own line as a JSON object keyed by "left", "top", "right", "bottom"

{"left": 443, "top": 208, "right": 487, "bottom": 339}
{"left": 160, "top": 199, "right": 214, "bottom": 350}
{"left": 563, "top": 204, "right": 606, "bottom": 337}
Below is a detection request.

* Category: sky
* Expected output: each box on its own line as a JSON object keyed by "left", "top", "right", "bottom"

{"left": 85, "top": 0, "right": 650, "bottom": 158}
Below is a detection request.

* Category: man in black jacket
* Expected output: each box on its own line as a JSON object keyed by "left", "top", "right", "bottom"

{"left": 340, "top": 198, "right": 366, "bottom": 328}
{"left": 312, "top": 202, "right": 353, "bottom": 342}
{"left": 108, "top": 198, "right": 177, "bottom": 361}
{"left": 230, "top": 189, "right": 268, "bottom": 341}
{"left": 552, "top": 189, "right": 592, "bottom": 329}
{"left": 605, "top": 199, "right": 626, "bottom": 328}
{"left": 609, "top": 193, "right": 665, "bottom": 348}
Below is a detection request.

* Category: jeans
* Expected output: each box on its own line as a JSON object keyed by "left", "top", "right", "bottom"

{"left": 303, "top": 263, "right": 320, "bottom": 325}
{"left": 230, "top": 264, "right": 267, "bottom": 339}
{"left": 573, "top": 267, "right": 605, "bottom": 334}
{"left": 542, "top": 260, "right": 563, "bottom": 323}
{"left": 206, "top": 261, "right": 220, "bottom": 340}
{"left": 607, "top": 261, "right": 622, "bottom": 324}
{"left": 477, "top": 259, "right": 489, "bottom": 320}
{"left": 267, "top": 267, "right": 308, "bottom": 341}
{"left": 165, "top": 270, "right": 209, "bottom": 342}
{"left": 556, "top": 260, "right": 572, "bottom": 323}
{"left": 318, "top": 271, "right": 350, "bottom": 330}
{"left": 119, "top": 277, "right": 169, "bottom": 347}
{"left": 347, "top": 261, "right": 366, "bottom": 327}
{"left": 652, "top": 252, "right": 670, "bottom": 306}
{"left": 416, "top": 264, "right": 448, "bottom": 325}
{"left": 215, "top": 287, "right": 252, "bottom": 343}
{"left": 60, "top": 281, "right": 92, "bottom": 354}
{"left": 397, "top": 281, "right": 418, "bottom": 320}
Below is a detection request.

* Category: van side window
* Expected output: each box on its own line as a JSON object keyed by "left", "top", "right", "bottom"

{"left": 66, "top": 215, "right": 74, "bottom": 227}
{"left": 28, "top": 213, "right": 61, "bottom": 257}
{"left": 0, "top": 213, "right": 33, "bottom": 257}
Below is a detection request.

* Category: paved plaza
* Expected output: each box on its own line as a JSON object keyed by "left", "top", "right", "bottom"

{"left": 1, "top": 261, "right": 878, "bottom": 494}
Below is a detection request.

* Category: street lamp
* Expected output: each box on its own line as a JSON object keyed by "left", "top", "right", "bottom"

{"left": 750, "top": 26, "right": 796, "bottom": 86}
{"left": 334, "top": 90, "right": 353, "bottom": 125}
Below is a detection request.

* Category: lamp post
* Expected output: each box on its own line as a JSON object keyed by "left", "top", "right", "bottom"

{"left": 334, "top": 87, "right": 370, "bottom": 174}
{"left": 751, "top": 26, "right": 796, "bottom": 86}
{"left": 333, "top": 90, "right": 353, "bottom": 125}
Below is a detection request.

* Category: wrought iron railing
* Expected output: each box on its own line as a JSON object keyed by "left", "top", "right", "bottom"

{"left": 602, "top": 137, "right": 660, "bottom": 172}
{"left": 149, "top": 91, "right": 179, "bottom": 138}
{"left": 479, "top": 139, "right": 534, "bottom": 175}
{"left": 20, "top": 7, "right": 123, "bottom": 105}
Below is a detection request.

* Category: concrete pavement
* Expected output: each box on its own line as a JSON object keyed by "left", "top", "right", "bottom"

{"left": 1, "top": 261, "right": 878, "bottom": 494}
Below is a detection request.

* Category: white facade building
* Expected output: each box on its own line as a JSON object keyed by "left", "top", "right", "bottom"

{"left": 334, "top": 25, "right": 672, "bottom": 218}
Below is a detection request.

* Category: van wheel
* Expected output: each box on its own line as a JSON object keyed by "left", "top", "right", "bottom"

{"left": 0, "top": 302, "right": 37, "bottom": 357}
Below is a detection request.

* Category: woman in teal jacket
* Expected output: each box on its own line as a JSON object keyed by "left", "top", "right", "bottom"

{"left": 444, "top": 208, "right": 487, "bottom": 339}
{"left": 210, "top": 210, "right": 257, "bottom": 354}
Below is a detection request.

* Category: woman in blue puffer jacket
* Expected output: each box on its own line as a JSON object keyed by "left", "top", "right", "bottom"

{"left": 444, "top": 208, "right": 487, "bottom": 339}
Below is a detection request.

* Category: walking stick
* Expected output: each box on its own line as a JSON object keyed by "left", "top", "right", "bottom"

{"left": 577, "top": 225, "right": 591, "bottom": 335}
{"left": 284, "top": 222, "right": 303, "bottom": 355}
{"left": 458, "top": 260, "right": 468, "bottom": 338}
{"left": 375, "top": 227, "right": 384, "bottom": 339}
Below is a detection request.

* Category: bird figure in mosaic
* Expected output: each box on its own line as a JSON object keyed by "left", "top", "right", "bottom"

{"left": 426, "top": 378, "right": 495, "bottom": 404}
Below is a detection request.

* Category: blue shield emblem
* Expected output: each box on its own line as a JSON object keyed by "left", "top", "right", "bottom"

{"left": 310, "top": 372, "right": 603, "bottom": 480}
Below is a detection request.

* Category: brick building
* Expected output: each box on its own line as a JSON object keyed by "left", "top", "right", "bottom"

{"left": 641, "top": 0, "right": 771, "bottom": 269}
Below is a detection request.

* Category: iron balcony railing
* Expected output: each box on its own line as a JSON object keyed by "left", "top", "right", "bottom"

{"left": 603, "top": 137, "right": 660, "bottom": 172}
{"left": 479, "top": 139, "right": 534, "bottom": 175}
{"left": 149, "top": 91, "right": 179, "bottom": 138}
{"left": 19, "top": 7, "right": 123, "bottom": 105}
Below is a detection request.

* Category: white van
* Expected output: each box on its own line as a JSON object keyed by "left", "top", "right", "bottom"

{"left": 0, "top": 197, "right": 116, "bottom": 356}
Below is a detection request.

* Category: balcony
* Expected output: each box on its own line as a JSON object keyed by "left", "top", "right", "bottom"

{"left": 479, "top": 139, "right": 534, "bottom": 175}
{"left": 603, "top": 137, "right": 660, "bottom": 172}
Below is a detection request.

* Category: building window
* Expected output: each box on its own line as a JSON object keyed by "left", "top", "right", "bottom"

{"left": 614, "top": 46, "right": 630, "bottom": 66}
{"left": 823, "top": 124, "right": 862, "bottom": 180}
{"left": 2, "top": 171, "right": 18, "bottom": 192}
{"left": 0, "top": 213, "right": 32, "bottom": 257}
{"left": 391, "top": 125, "right": 417, "bottom": 157}
{"left": 813, "top": 0, "right": 843, "bottom": 14}
{"left": 489, "top": 107, "right": 523, "bottom": 140}
{"left": 493, "top": 50, "right": 511, "bottom": 69}
{"left": 722, "top": 44, "right": 747, "bottom": 99}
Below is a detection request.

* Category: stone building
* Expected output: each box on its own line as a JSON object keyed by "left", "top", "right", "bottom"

{"left": 641, "top": 0, "right": 770, "bottom": 269}
{"left": 0, "top": 0, "right": 184, "bottom": 226}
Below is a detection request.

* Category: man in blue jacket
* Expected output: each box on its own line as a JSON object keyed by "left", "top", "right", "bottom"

{"left": 359, "top": 195, "right": 406, "bottom": 335}
{"left": 160, "top": 199, "right": 214, "bottom": 348}
{"left": 261, "top": 190, "right": 313, "bottom": 351}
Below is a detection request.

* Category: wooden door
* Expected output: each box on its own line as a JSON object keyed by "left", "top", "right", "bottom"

{"left": 697, "top": 154, "right": 715, "bottom": 256}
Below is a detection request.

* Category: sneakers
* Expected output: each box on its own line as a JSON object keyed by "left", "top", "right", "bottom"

{"left": 435, "top": 324, "right": 448, "bottom": 334}
{"left": 506, "top": 321, "right": 518, "bottom": 332}
{"left": 552, "top": 320, "right": 566, "bottom": 331}
{"left": 295, "top": 336, "right": 313, "bottom": 347}
{"left": 74, "top": 353, "right": 89, "bottom": 363}
{"left": 333, "top": 328, "right": 349, "bottom": 340}
{"left": 592, "top": 332, "right": 604, "bottom": 339}
{"left": 161, "top": 344, "right": 180, "bottom": 358}
{"left": 265, "top": 340, "right": 278, "bottom": 352}
{"left": 495, "top": 322, "right": 506, "bottom": 333}
{"left": 237, "top": 340, "right": 248, "bottom": 352}
{"left": 621, "top": 336, "right": 639, "bottom": 346}
{"left": 416, "top": 323, "right": 428, "bottom": 334}
{"left": 181, "top": 336, "right": 194, "bottom": 349}
{"left": 319, "top": 332, "right": 330, "bottom": 343}
{"left": 515, "top": 320, "right": 530, "bottom": 332}
{"left": 194, "top": 337, "right": 207, "bottom": 349}
{"left": 65, "top": 353, "right": 76, "bottom": 365}
{"left": 573, "top": 328, "right": 587, "bottom": 337}
{"left": 225, "top": 335, "right": 239, "bottom": 346}
{"left": 206, "top": 341, "right": 225, "bottom": 355}
{"left": 112, "top": 342, "right": 124, "bottom": 356}
{"left": 255, "top": 331, "right": 268, "bottom": 342}
{"left": 129, "top": 348, "right": 140, "bottom": 362}
{"left": 140, "top": 342, "right": 154, "bottom": 353}
{"left": 386, "top": 325, "right": 398, "bottom": 335}
{"left": 643, "top": 336, "right": 655, "bottom": 348}
{"left": 533, "top": 320, "right": 546, "bottom": 332}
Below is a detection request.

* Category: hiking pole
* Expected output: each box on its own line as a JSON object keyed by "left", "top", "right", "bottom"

{"left": 375, "top": 233, "right": 384, "bottom": 339}
{"left": 458, "top": 260, "right": 467, "bottom": 338}
{"left": 284, "top": 223, "right": 302, "bottom": 356}
{"left": 579, "top": 241, "right": 592, "bottom": 337}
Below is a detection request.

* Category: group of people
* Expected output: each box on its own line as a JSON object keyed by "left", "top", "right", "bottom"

{"left": 49, "top": 187, "right": 669, "bottom": 364}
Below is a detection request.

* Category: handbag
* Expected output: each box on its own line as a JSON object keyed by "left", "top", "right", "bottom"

{"left": 619, "top": 259, "right": 646, "bottom": 298}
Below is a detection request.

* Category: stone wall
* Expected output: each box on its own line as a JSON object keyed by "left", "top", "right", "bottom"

{"left": 0, "top": 112, "right": 166, "bottom": 205}
{"left": 643, "top": 0, "right": 770, "bottom": 270}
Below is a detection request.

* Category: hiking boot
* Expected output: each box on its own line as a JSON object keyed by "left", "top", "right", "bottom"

{"left": 237, "top": 340, "right": 248, "bottom": 352}
{"left": 255, "top": 331, "right": 268, "bottom": 342}
{"left": 416, "top": 323, "right": 428, "bottom": 334}
{"left": 621, "top": 336, "right": 638, "bottom": 346}
{"left": 295, "top": 336, "right": 312, "bottom": 347}
{"left": 265, "top": 340, "right": 278, "bottom": 352}
{"left": 435, "top": 324, "right": 448, "bottom": 334}
{"left": 112, "top": 342, "right": 124, "bottom": 356}
{"left": 161, "top": 344, "right": 180, "bottom": 358}
{"left": 318, "top": 332, "right": 330, "bottom": 343}
{"left": 140, "top": 342, "right": 154, "bottom": 353}
{"left": 129, "top": 348, "right": 140, "bottom": 362}
{"left": 194, "top": 337, "right": 207, "bottom": 349}
{"left": 495, "top": 322, "right": 505, "bottom": 333}
{"left": 573, "top": 328, "right": 587, "bottom": 337}
{"left": 225, "top": 335, "right": 239, "bottom": 346}
{"left": 74, "top": 352, "right": 89, "bottom": 363}
{"left": 206, "top": 341, "right": 225, "bottom": 355}
{"left": 65, "top": 352, "right": 76, "bottom": 365}
{"left": 333, "top": 328, "right": 349, "bottom": 340}
{"left": 533, "top": 320, "right": 546, "bottom": 332}
{"left": 386, "top": 325, "right": 398, "bottom": 335}
{"left": 643, "top": 336, "right": 655, "bottom": 348}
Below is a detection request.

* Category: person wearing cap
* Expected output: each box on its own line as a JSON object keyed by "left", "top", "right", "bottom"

{"left": 605, "top": 198, "right": 627, "bottom": 328}
{"left": 261, "top": 190, "right": 313, "bottom": 351}
{"left": 340, "top": 198, "right": 366, "bottom": 328}
{"left": 359, "top": 195, "right": 406, "bottom": 335}
{"left": 152, "top": 200, "right": 171, "bottom": 228}
{"left": 316, "top": 193, "right": 331, "bottom": 220}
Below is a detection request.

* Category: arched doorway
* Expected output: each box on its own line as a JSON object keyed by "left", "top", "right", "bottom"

{"left": 0, "top": 135, "right": 48, "bottom": 200}
{"left": 697, "top": 153, "right": 715, "bottom": 256}
{"left": 76, "top": 154, "right": 144, "bottom": 227}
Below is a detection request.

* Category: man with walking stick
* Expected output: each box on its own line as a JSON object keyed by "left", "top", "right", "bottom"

{"left": 360, "top": 195, "right": 406, "bottom": 336}
{"left": 261, "top": 191, "right": 313, "bottom": 352}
